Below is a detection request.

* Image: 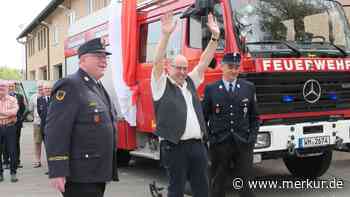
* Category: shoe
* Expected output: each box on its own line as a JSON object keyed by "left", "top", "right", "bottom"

{"left": 10, "top": 174, "right": 18, "bottom": 183}
{"left": 32, "top": 162, "right": 41, "bottom": 168}
{"left": 45, "top": 172, "right": 49, "bottom": 175}
{"left": 17, "top": 164, "right": 23, "bottom": 168}
{"left": 0, "top": 174, "right": 3, "bottom": 182}
{"left": 4, "top": 164, "right": 10, "bottom": 170}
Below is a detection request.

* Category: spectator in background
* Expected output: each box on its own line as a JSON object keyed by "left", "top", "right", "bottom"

{"left": 1, "top": 81, "right": 25, "bottom": 169}
{"left": 29, "top": 82, "right": 44, "bottom": 168}
{"left": 37, "top": 82, "right": 52, "bottom": 139}
{"left": 8, "top": 81, "right": 26, "bottom": 168}
{"left": 0, "top": 80, "right": 19, "bottom": 182}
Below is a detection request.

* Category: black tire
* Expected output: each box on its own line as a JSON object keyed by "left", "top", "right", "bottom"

{"left": 283, "top": 150, "right": 332, "bottom": 178}
{"left": 117, "top": 149, "right": 131, "bottom": 167}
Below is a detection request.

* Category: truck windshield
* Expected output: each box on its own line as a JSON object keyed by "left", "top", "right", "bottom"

{"left": 231, "top": 0, "right": 350, "bottom": 56}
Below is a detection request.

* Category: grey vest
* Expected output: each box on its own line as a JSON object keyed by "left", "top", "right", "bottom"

{"left": 153, "top": 77, "right": 207, "bottom": 144}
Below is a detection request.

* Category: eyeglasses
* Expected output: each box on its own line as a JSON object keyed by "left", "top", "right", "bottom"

{"left": 171, "top": 65, "right": 188, "bottom": 71}
{"left": 85, "top": 53, "right": 109, "bottom": 60}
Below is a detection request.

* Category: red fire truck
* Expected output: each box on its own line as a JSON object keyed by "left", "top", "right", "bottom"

{"left": 65, "top": 0, "right": 350, "bottom": 178}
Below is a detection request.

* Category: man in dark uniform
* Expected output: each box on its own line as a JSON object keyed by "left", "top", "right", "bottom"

{"left": 37, "top": 82, "right": 52, "bottom": 139}
{"left": 45, "top": 38, "right": 119, "bottom": 197}
{"left": 203, "top": 53, "right": 260, "bottom": 197}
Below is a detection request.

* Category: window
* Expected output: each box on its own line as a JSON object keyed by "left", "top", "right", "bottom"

{"left": 43, "top": 28, "right": 46, "bottom": 49}
{"left": 37, "top": 32, "right": 41, "bottom": 51}
{"left": 38, "top": 29, "right": 45, "bottom": 51}
{"left": 52, "top": 25, "right": 59, "bottom": 45}
{"left": 87, "top": 0, "right": 94, "bottom": 14}
{"left": 103, "top": 0, "right": 110, "bottom": 7}
{"left": 68, "top": 11, "right": 76, "bottom": 25}
{"left": 189, "top": 4, "right": 225, "bottom": 50}
{"left": 28, "top": 37, "right": 35, "bottom": 56}
{"left": 139, "top": 14, "right": 182, "bottom": 63}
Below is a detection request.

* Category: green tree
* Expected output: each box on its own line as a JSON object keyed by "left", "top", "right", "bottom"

{"left": 0, "top": 66, "right": 23, "bottom": 80}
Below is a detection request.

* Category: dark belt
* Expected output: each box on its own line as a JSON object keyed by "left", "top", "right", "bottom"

{"left": 178, "top": 138, "right": 202, "bottom": 144}
{"left": 0, "top": 122, "right": 16, "bottom": 128}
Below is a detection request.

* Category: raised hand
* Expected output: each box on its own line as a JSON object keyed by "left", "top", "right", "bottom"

{"left": 161, "top": 12, "right": 177, "bottom": 35}
{"left": 207, "top": 12, "right": 220, "bottom": 39}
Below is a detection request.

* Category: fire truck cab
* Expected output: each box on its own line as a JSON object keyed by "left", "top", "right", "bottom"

{"left": 122, "top": 0, "right": 350, "bottom": 178}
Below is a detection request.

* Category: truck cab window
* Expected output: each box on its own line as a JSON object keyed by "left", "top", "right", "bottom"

{"left": 189, "top": 4, "right": 225, "bottom": 50}
{"left": 139, "top": 14, "right": 182, "bottom": 63}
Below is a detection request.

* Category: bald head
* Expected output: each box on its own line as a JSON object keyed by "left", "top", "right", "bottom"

{"left": 173, "top": 55, "right": 188, "bottom": 67}
{"left": 8, "top": 81, "right": 16, "bottom": 93}
{"left": 42, "top": 81, "right": 53, "bottom": 96}
{"left": 167, "top": 54, "right": 189, "bottom": 86}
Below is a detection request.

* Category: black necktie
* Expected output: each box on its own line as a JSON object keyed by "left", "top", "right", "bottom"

{"left": 229, "top": 83, "right": 234, "bottom": 95}
{"left": 97, "top": 82, "right": 109, "bottom": 105}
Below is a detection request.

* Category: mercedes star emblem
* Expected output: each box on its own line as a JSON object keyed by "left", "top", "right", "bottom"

{"left": 303, "top": 79, "right": 321, "bottom": 104}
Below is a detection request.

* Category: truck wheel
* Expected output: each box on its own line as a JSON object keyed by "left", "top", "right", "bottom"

{"left": 117, "top": 150, "right": 131, "bottom": 167}
{"left": 283, "top": 150, "right": 332, "bottom": 178}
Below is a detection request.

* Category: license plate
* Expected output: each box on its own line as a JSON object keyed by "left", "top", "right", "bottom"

{"left": 299, "top": 136, "right": 330, "bottom": 148}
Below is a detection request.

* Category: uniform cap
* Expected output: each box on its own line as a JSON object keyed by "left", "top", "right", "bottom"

{"left": 78, "top": 38, "right": 111, "bottom": 58}
{"left": 221, "top": 53, "right": 241, "bottom": 65}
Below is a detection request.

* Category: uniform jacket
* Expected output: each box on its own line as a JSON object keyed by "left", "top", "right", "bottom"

{"left": 37, "top": 96, "right": 50, "bottom": 133}
{"left": 45, "top": 69, "right": 118, "bottom": 183}
{"left": 10, "top": 92, "right": 25, "bottom": 127}
{"left": 202, "top": 78, "right": 260, "bottom": 145}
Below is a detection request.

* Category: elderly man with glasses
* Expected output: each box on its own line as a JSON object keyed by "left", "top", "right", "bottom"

{"left": 44, "top": 38, "right": 119, "bottom": 197}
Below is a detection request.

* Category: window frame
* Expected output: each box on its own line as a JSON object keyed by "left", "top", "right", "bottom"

{"left": 138, "top": 14, "right": 183, "bottom": 63}
{"left": 187, "top": 3, "right": 225, "bottom": 50}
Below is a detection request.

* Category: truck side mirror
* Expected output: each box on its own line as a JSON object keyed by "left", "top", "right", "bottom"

{"left": 181, "top": 0, "right": 217, "bottom": 18}
{"left": 240, "top": 35, "right": 247, "bottom": 55}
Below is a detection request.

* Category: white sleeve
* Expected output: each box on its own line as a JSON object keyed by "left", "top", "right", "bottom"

{"left": 29, "top": 95, "right": 36, "bottom": 112}
{"left": 188, "top": 66, "right": 204, "bottom": 89}
{"left": 151, "top": 68, "right": 167, "bottom": 101}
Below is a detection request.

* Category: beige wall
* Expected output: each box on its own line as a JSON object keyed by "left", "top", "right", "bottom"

{"left": 25, "top": 0, "right": 147, "bottom": 80}
{"left": 46, "top": 6, "right": 69, "bottom": 80}
{"left": 25, "top": 0, "right": 113, "bottom": 80}
{"left": 26, "top": 25, "right": 49, "bottom": 80}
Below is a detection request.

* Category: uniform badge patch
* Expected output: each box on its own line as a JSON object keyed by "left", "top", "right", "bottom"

{"left": 56, "top": 90, "right": 66, "bottom": 101}
{"left": 215, "top": 104, "right": 220, "bottom": 113}
{"left": 94, "top": 114, "right": 101, "bottom": 123}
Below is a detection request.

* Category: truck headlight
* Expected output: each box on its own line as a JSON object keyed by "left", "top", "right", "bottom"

{"left": 255, "top": 132, "right": 271, "bottom": 149}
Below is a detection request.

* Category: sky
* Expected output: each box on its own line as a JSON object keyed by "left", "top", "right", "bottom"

{"left": 0, "top": 0, "right": 51, "bottom": 70}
